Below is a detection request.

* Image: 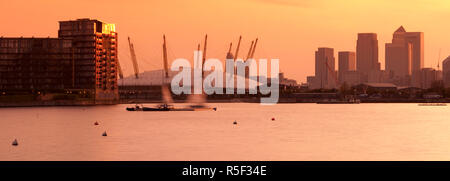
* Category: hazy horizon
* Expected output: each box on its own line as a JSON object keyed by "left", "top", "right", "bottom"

{"left": 1, "top": 0, "right": 449, "bottom": 82}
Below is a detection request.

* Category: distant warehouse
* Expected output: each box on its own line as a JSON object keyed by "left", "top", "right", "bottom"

{"left": 0, "top": 19, "right": 119, "bottom": 104}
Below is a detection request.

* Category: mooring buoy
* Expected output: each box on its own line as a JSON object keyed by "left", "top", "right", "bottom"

{"left": 12, "top": 139, "right": 18, "bottom": 146}
{"left": 102, "top": 131, "right": 107, "bottom": 136}
{"left": 94, "top": 121, "right": 99, "bottom": 125}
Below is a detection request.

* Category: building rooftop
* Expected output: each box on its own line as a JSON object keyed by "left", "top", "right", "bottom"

{"left": 395, "top": 26, "right": 406, "bottom": 33}
{"left": 443, "top": 56, "right": 450, "bottom": 63}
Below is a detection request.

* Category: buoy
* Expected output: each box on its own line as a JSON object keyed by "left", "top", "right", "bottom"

{"left": 94, "top": 121, "right": 99, "bottom": 125}
{"left": 12, "top": 139, "right": 18, "bottom": 146}
{"left": 213, "top": 108, "right": 217, "bottom": 111}
{"left": 233, "top": 121, "right": 237, "bottom": 125}
{"left": 271, "top": 118, "right": 275, "bottom": 121}
{"left": 102, "top": 131, "right": 107, "bottom": 136}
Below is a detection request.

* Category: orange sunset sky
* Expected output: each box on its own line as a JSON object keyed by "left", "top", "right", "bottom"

{"left": 1, "top": 0, "right": 450, "bottom": 82}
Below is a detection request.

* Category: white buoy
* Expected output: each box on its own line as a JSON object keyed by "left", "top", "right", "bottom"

{"left": 12, "top": 139, "right": 18, "bottom": 146}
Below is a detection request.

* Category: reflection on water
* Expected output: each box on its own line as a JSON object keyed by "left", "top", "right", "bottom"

{"left": 0, "top": 103, "right": 449, "bottom": 161}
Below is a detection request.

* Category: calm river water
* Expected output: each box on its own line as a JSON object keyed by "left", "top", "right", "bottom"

{"left": 0, "top": 103, "right": 449, "bottom": 160}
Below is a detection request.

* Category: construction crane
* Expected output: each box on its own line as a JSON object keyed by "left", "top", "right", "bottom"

{"left": 162, "top": 35, "right": 169, "bottom": 79}
{"left": 245, "top": 40, "right": 254, "bottom": 61}
{"left": 234, "top": 36, "right": 242, "bottom": 61}
{"left": 128, "top": 37, "right": 139, "bottom": 79}
{"left": 197, "top": 43, "right": 201, "bottom": 66}
{"left": 202, "top": 34, "right": 208, "bottom": 79}
{"left": 186, "top": 35, "right": 208, "bottom": 106}
{"left": 250, "top": 38, "right": 258, "bottom": 59}
{"left": 226, "top": 42, "right": 234, "bottom": 60}
{"left": 161, "top": 35, "right": 173, "bottom": 104}
{"left": 202, "top": 34, "right": 208, "bottom": 66}
{"left": 244, "top": 40, "right": 255, "bottom": 79}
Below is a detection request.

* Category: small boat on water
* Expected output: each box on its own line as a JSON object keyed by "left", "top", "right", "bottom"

{"left": 126, "top": 104, "right": 173, "bottom": 111}
{"left": 126, "top": 104, "right": 174, "bottom": 111}
{"left": 418, "top": 103, "right": 447, "bottom": 106}
{"left": 126, "top": 104, "right": 217, "bottom": 111}
{"left": 126, "top": 104, "right": 144, "bottom": 111}
{"left": 187, "top": 104, "right": 217, "bottom": 111}
{"left": 12, "top": 139, "right": 18, "bottom": 146}
{"left": 317, "top": 98, "right": 361, "bottom": 104}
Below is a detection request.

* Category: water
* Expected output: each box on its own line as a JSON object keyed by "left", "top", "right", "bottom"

{"left": 0, "top": 103, "right": 449, "bottom": 161}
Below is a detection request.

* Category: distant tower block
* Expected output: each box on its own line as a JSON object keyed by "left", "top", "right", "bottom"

{"left": 443, "top": 56, "right": 450, "bottom": 88}
{"left": 338, "top": 51, "right": 356, "bottom": 84}
{"left": 314, "top": 47, "right": 337, "bottom": 89}
{"left": 356, "top": 33, "right": 380, "bottom": 82}
{"left": 385, "top": 26, "right": 424, "bottom": 87}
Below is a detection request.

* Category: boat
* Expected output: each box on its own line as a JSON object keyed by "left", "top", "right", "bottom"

{"left": 125, "top": 35, "right": 217, "bottom": 112}
{"left": 186, "top": 104, "right": 217, "bottom": 111}
{"left": 125, "top": 35, "right": 177, "bottom": 112}
{"left": 126, "top": 103, "right": 217, "bottom": 111}
{"left": 418, "top": 103, "right": 447, "bottom": 106}
{"left": 126, "top": 104, "right": 145, "bottom": 111}
{"left": 12, "top": 139, "right": 18, "bottom": 146}
{"left": 317, "top": 98, "right": 361, "bottom": 104}
{"left": 185, "top": 35, "right": 212, "bottom": 110}
{"left": 126, "top": 104, "right": 173, "bottom": 111}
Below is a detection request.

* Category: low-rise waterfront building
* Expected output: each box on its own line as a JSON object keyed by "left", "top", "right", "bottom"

{"left": 0, "top": 18, "right": 119, "bottom": 104}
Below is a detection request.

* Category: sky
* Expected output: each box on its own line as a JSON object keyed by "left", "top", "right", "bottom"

{"left": 1, "top": 0, "right": 450, "bottom": 82}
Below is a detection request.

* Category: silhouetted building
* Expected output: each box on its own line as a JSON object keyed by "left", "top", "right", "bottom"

{"left": 443, "top": 56, "right": 450, "bottom": 88}
{"left": 59, "top": 19, "right": 118, "bottom": 103}
{"left": 385, "top": 26, "right": 424, "bottom": 87}
{"left": 340, "top": 71, "right": 361, "bottom": 86}
{"left": 0, "top": 38, "right": 74, "bottom": 90}
{"left": 312, "top": 47, "right": 337, "bottom": 89}
{"left": 338, "top": 51, "right": 356, "bottom": 84}
{"left": 356, "top": 33, "right": 380, "bottom": 82}
{"left": 436, "top": 70, "right": 443, "bottom": 87}
{"left": 306, "top": 76, "right": 315, "bottom": 88}
{"left": 279, "top": 73, "right": 298, "bottom": 87}
{"left": 368, "top": 70, "right": 389, "bottom": 83}
{"left": 0, "top": 18, "right": 119, "bottom": 104}
{"left": 419, "top": 68, "right": 438, "bottom": 89}
{"left": 386, "top": 26, "right": 412, "bottom": 85}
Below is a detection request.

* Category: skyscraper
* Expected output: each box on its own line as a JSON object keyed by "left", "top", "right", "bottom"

{"left": 313, "top": 47, "right": 337, "bottom": 89}
{"left": 420, "top": 68, "right": 438, "bottom": 89}
{"left": 356, "top": 33, "right": 380, "bottom": 82}
{"left": 338, "top": 51, "right": 356, "bottom": 84}
{"left": 443, "top": 56, "right": 450, "bottom": 88}
{"left": 59, "top": 19, "right": 119, "bottom": 103}
{"left": 385, "top": 26, "right": 424, "bottom": 86}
